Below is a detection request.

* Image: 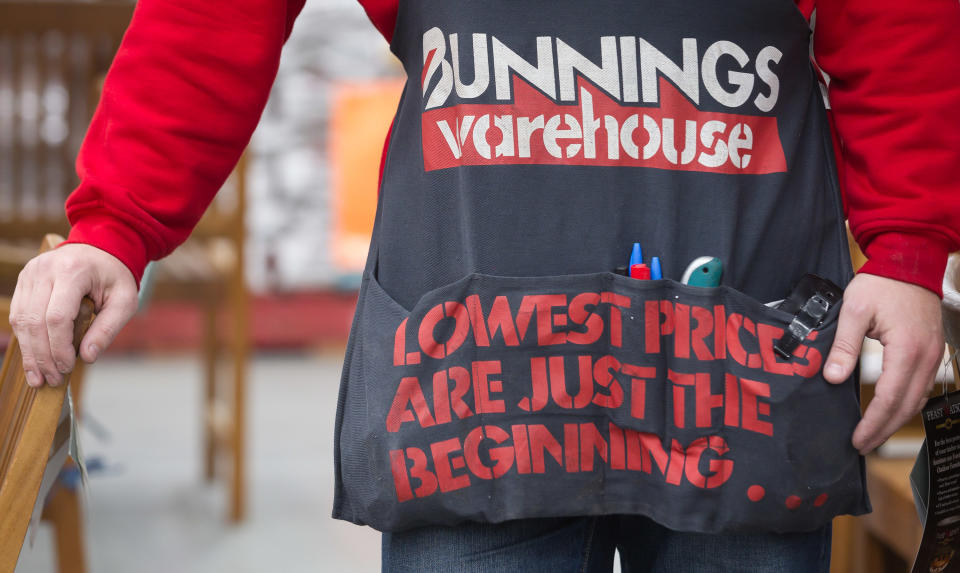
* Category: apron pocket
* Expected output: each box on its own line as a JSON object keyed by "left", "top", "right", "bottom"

{"left": 333, "top": 270, "right": 868, "bottom": 533}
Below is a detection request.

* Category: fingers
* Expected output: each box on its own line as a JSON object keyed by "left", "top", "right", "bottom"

{"left": 853, "top": 331, "right": 941, "bottom": 454}
{"left": 823, "top": 298, "right": 870, "bottom": 384}
{"left": 12, "top": 276, "right": 60, "bottom": 387}
{"left": 836, "top": 274, "right": 944, "bottom": 454}
{"left": 9, "top": 244, "right": 139, "bottom": 387}
{"left": 45, "top": 278, "right": 88, "bottom": 377}
{"left": 9, "top": 269, "right": 42, "bottom": 387}
{"left": 79, "top": 285, "right": 139, "bottom": 364}
{"left": 12, "top": 254, "right": 87, "bottom": 387}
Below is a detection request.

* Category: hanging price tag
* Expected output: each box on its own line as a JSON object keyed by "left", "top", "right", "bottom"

{"left": 912, "top": 390, "right": 960, "bottom": 573}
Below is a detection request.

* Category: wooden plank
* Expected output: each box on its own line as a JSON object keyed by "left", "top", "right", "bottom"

{"left": 0, "top": 340, "right": 24, "bottom": 475}
{"left": 0, "top": 298, "right": 10, "bottom": 333}
{"left": 0, "top": 4, "right": 134, "bottom": 34}
{"left": 229, "top": 258, "right": 249, "bottom": 522}
{"left": 44, "top": 484, "right": 87, "bottom": 573}
{"left": 0, "top": 350, "right": 67, "bottom": 573}
{"left": 860, "top": 457, "right": 923, "bottom": 563}
{"left": 0, "top": 220, "right": 70, "bottom": 242}
{"left": 36, "top": 29, "right": 47, "bottom": 214}
{"left": 831, "top": 515, "right": 857, "bottom": 573}
{"left": 0, "top": 235, "right": 93, "bottom": 573}
{"left": 10, "top": 31, "right": 23, "bottom": 224}
{"left": 851, "top": 524, "right": 897, "bottom": 573}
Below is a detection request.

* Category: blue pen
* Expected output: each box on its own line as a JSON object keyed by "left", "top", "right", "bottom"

{"left": 627, "top": 243, "right": 651, "bottom": 279}
{"left": 650, "top": 257, "right": 662, "bottom": 280}
{"left": 628, "top": 243, "right": 642, "bottom": 270}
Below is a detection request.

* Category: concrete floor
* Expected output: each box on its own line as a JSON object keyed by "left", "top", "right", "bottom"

{"left": 15, "top": 353, "right": 381, "bottom": 573}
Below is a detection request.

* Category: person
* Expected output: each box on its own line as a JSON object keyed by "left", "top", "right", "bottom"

{"left": 8, "top": 0, "right": 960, "bottom": 570}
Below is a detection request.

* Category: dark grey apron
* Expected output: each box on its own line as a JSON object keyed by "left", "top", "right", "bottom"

{"left": 333, "top": 0, "right": 868, "bottom": 533}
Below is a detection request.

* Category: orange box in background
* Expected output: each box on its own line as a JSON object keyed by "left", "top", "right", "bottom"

{"left": 329, "top": 80, "right": 405, "bottom": 273}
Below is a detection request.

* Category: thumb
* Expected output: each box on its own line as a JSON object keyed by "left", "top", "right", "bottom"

{"left": 824, "top": 300, "right": 870, "bottom": 384}
{"left": 79, "top": 285, "right": 139, "bottom": 363}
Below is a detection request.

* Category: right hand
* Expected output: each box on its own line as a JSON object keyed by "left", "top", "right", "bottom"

{"left": 8, "top": 243, "right": 139, "bottom": 387}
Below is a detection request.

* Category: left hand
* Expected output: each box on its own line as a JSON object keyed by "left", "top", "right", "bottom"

{"left": 823, "top": 273, "right": 944, "bottom": 454}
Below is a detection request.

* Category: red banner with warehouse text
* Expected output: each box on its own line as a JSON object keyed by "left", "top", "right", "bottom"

{"left": 422, "top": 76, "right": 786, "bottom": 174}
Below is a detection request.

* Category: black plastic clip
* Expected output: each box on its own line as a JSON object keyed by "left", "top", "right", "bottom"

{"left": 773, "top": 274, "right": 844, "bottom": 359}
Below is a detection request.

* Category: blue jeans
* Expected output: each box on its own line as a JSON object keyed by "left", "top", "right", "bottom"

{"left": 382, "top": 516, "right": 831, "bottom": 572}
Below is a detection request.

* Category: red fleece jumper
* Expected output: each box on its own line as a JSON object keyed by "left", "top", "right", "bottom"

{"left": 64, "top": 0, "right": 960, "bottom": 296}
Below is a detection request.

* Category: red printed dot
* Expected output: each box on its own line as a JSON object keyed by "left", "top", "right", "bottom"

{"left": 785, "top": 495, "right": 803, "bottom": 509}
{"left": 814, "top": 494, "right": 828, "bottom": 507}
{"left": 747, "top": 485, "right": 766, "bottom": 502}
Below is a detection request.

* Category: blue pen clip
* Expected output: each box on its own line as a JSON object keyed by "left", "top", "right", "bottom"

{"left": 650, "top": 257, "right": 662, "bottom": 280}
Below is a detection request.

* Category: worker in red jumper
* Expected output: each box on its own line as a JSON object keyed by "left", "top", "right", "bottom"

{"left": 9, "top": 0, "right": 959, "bottom": 570}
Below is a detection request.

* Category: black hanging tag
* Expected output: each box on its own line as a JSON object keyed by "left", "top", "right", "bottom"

{"left": 911, "top": 391, "right": 960, "bottom": 573}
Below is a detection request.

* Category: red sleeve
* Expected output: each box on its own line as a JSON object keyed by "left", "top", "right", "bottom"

{"left": 65, "top": 0, "right": 306, "bottom": 283}
{"left": 813, "top": 0, "right": 960, "bottom": 296}
{"left": 356, "top": 0, "right": 399, "bottom": 43}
